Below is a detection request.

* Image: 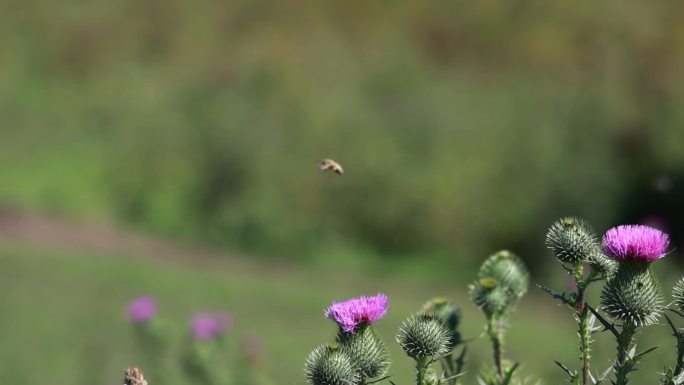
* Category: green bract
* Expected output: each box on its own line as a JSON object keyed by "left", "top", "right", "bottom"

{"left": 397, "top": 315, "right": 452, "bottom": 360}
{"left": 601, "top": 261, "right": 663, "bottom": 327}
{"left": 337, "top": 325, "right": 390, "bottom": 380}
{"left": 305, "top": 344, "right": 360, "bottom": 385}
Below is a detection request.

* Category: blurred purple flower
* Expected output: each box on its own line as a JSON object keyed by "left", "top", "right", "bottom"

{"left": 190, "top": 312, "right": 232, "bottom": 341}
{"left": 127, "top": 296, "right": 157, "bottom": 324}
{"left": 325, "top": 293, "right": 388, "bottom": 332}
{"left": 602, "top": 225, "right": 670, "bottom": 262}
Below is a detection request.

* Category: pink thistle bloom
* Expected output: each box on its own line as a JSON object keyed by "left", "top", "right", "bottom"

{"left": 324, "top": 293, "right": 388, "bottom": 332}
{"left": 190, "top": 312, "right": 232, "bottom": 341}
{"left": 127, "top": 296, "right": 157, "bottom": 324}
{"left": 602, "top": 225, "right": 670, "bottom": 262}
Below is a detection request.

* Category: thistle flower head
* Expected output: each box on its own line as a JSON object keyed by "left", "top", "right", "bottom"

{"left": 396, "top": 314, "right": 452, "bottom": 360}
{"left": 325, "top": 294, "right": 388, "bottom": 333}
{"left": 127, "top": 296, "right": 157, "bottom": 324}
{"left": 305, "top": 344, "right": 360, "bottom": 385}
{"left": 545, "top": 217, "right": 599, "bottom": 264}
{"left": 189, "top": 312, "right": 232, "bottom": 341}
{"left": 602, "top": 225, "right": 669, "bottom": 262}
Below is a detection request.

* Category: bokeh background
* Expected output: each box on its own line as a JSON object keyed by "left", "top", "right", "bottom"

{"left": 1, "top": 0, "right": 684, "bottom": 384}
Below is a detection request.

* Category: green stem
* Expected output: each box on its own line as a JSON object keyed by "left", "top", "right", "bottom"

{"left": 416, "top": 357, "right": 428, "bottom": 385}
{"left": 572, "top": 262, "right": 590, "bottom": 385}
{"left": 615, "top": 322, "right": 637, "bottom": 385}
{"left": 578, "top": 297, "right": 590, "bottom": 385}
{"left": 487, "top": 316, "right": 504, "bottom": 382}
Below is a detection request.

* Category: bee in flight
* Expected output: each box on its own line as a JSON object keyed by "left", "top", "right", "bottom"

{"left": 320, "top": 158, "right": 344, "bottom": 175}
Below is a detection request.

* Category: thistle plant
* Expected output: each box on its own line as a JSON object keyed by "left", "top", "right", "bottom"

{"left": 396, "top": 312, "right": 454, "bottom": 385}
{"left": 469, "top": 250, "right": 529, "bottom": 385}
{"left": 541, "top": 218, "right": 616, "bottom": 385}
{"left": 305, "top": 293, "right": 391, "bottom": 385}
{"left": 662, "top": 278, "right": 684, "bottom": 385}
{"left": 126, "top": 296, "right": 171, "bottom": 385}
{"left": 181, "top": 311, "right": 233, "bottom": 385}
{"left": 593, "top": 225, "right": 669, "bottom": 385}
{"left": 420, "top": 298, "right": 467, "bottom": 385}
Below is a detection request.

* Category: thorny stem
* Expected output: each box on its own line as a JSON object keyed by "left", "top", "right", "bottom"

{"left": 487, "top": 316, "right": 504, "bottom": 382}
{"left": 573, "top": 262, "right": 590, "bottom": 385}
{"left": 578, "top": 299, "right": 590, "bottom": 385}
{"left": 615, "top": 322, "right": 637, "bottom": 385}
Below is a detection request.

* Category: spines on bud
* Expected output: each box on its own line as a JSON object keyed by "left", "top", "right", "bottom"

{"left": 421, "top": 298, "right": 462, "bottom": 348}
{"left": 336, "top": 325, "right": 390, "bottom": 380}
{"left": 396, "top": 314, "right": 452, "bottom": 360}
{"left": 600, "top": 261, "right": 663, "bottom": 327}
{"left": 546, "top": 217, "right": 599, "bottom": 264}
{"left": 469, "top": 251, "right": 529, "bottom": 317}
{"left": 305, "top": 344, "right": 360, "bottom": 385}
{"left": 586, "top": 250, "right": 618, "bottom": 279}
{"left": 478, "top": 250, "right": 529, "bottom": 299}
{"left": 672, "top": 277, "right": 684, "bottom": 313}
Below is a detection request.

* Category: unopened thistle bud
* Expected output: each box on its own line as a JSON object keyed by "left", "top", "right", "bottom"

{"left": 469, "top": 282, "right": 511, "bottom": 318}
{"left": 478, "top": 250, "right": 529, "bottom": 299}
{"left": 586, "top": 250, "right": 618, "bottom": 279}
{"left": 546, "top": 217, "right": 600, "bottom": 264}
{"left": 469, "top": 251, "right": 529, "bottom": 317}
{"left": 305, "top": 344, "right": 360, "bottom": 385}
{"left": 421, "top": 297, "right": 462, "bottom": 348}
{"left": 673, "top": 277, "right": 684, "bottom": 313}
{"left": 396, "top": 315, "right": 452, "bottom": 360}
{"left": 600, "top": 225, "right": 669, "bottom": 327}
{"left": 336, "top": 325, "right": 390, "bottom": 379}
{"left": 423, "top": 367, "right": 441, "bottom": 385}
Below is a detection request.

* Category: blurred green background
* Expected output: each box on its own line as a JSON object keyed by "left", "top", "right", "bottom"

{"left": 1, "top": 0, "right": 684, "bottom": 384}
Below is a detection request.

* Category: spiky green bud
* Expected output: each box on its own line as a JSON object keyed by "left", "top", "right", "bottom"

{"left": 600, "top": 261, "right": 663, "bottom": 327}
{"left": 469, "top": 251, "right": 529, "bottom": 317}
{"left": 469, "top": 284, "right": 511, "bottom": 318}
{"left": 545, "top": 217, "right": 599, "bottom": 264}
{"left": 336, "top": 325, "right": 390, "bottom": 380}
{"left": 396, "top": 315, "right": 452, "bottom": 360}
{"left": 424, "top": 367, "right": 441, "bottom": 385}
{"left": 587, "top": 250, "right": 618, "bottom": 279}
{"left": 421, "top": 297, "right": 462, "bottom": 348}
{"left": 478, "top": 250, "right": 529, "bottom": 299}
{"left": 305, "top": 344, "right": 360, "bottom": 385}
{"left": 672, "top": 277, "right": 684, "bottom": 313}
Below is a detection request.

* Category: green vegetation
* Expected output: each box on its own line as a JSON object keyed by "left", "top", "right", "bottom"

{"left": 0, "top": 239, "right": 680, "bottom": 384}
{"left": 2, "top": 0, "right": 684, "bottom": 271}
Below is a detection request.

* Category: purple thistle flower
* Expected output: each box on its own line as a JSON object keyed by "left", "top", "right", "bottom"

{"left": 324, "top": 293, "right": 388, "bottom": 332}
{"left": 602, "top": 225, "right": 670, "bottom": 262}
{"left": 127, "top": 296, "right": 157, "bottom": 324}
{"left": 190, "top": 312, "right": 232, "bottom": 341}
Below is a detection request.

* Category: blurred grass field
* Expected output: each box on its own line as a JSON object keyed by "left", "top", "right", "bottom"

{"left": 1, "top": 232, "right": 681, "bottom": 385}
